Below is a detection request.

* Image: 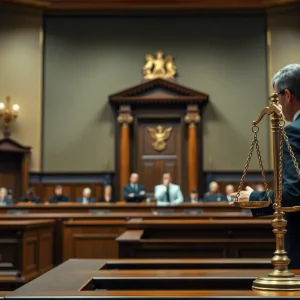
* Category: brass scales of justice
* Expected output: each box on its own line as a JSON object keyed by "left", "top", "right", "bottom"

{"left": 233, "top": 92, "right": 300, "bottom": 290}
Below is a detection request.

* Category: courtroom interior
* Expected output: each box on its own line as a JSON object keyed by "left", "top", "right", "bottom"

{"left": 1, "top": 0, "right": 300, "bottom": 298}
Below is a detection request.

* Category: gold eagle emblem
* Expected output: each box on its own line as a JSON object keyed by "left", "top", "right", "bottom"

{"left": 147, "top": 125, "right": 173, "bottom": 152}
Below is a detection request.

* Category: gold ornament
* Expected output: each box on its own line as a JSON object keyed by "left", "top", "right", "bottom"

{"left": 117, "top": 115, "right": 133, "bottom": 125}
{"left": 147, "top": 125, "right": 172, "bottom": 152}
{"left": 184, "top": 114, "right": 200, "bottom": 126}
{"left": 143, "top": 51, "right": 176, "bottom": 79}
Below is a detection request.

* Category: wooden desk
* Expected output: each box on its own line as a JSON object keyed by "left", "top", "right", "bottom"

{"left": 0, "top": 220, "right": 54, "bottom": 290}
{"left": 118, "top": 218, "right": 274, "bottom": 259}
{"left": 0, "top": 213, "right": 273, "bottom": 265}
{"left": 6, "top": 259, "right": 300, "bottom": 299}
{"left": 63, "top": 219, "right": 127, "bottom": 261}
{"left": 0, "top": 202, "right": 240, "bottom": 214}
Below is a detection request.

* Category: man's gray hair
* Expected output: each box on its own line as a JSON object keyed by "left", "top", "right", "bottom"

{"left": 272, "top": 64, "right": 300, "bottom": 100}
{"left": 83, "top": 187, "right": 91, "bottom": 195}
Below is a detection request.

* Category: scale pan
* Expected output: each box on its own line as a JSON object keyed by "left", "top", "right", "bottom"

{"left": 232, "top": 201, "right": 271, "bottom": 209}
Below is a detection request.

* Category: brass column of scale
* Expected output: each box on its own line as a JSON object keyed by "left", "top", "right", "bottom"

{"left": 233, "top": 92, "right": 300, "bottom": 291}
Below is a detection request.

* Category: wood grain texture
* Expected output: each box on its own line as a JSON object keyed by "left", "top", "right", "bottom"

{"left": 118, "top": 218, "right": 274, "bottom": 259}
{"left": 120, "top": 124, "right": 130, "bottom": 202}
{"left": 187, "top": 124, "right": 197, "bottom": 192}
{"left": 3, "top": 0, "right": 300, "bottom": 11}
{"left": 30, "top": 183, "right": 104, "bottom": 203}
{"left": 6, "top": 259, "right": 300, "bottom": 299}
{"left": 0, "top": 220, "right": 54, "bottom": 290}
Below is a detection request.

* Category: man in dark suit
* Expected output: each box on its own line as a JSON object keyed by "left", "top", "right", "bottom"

{"left": 185, "top": 189, "right": 202, "bottom": 203}
{"left": 48, "top": 185, "right": 69, "bottom": 203}
{"left": 77, "top": 187, "right": 96, "bottom": 204}
{"left": 20, "top": 188, "right": 40, "bottom": 204}
{"left": 123, "top": 173, "right": 147, "bottom": 203}
{"left": 203, "top": 181, "right": 226, "bottom": 202}
{"left": 231, "top": 64, "right": 300, "bottom": 269}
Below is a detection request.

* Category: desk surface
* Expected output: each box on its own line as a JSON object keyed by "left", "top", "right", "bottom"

{"left": 7, "top": 259, "right": 300, "bottom": 299}
{"left": 0, "top": 202, "right": 240, "bottom": 211}
{"left": 0, "top": 212, "right": 257, "bottom": 219}
{"left": 11, "top": 203, "right": 232, "bottom": 208}
{"left": 0, "top": 219, "right": 55, "bottom": 228}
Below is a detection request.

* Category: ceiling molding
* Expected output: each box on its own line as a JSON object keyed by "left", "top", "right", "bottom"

{"left": 3, "top": 0, "right": 300, "bottom": 12}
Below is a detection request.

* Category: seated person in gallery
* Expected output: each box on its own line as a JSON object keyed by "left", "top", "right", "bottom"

{"left": 185, "top": 189, "right": 202, "bottom": 203}
{"left": 123, "top": 173, "right": 147, "bottom": 203}
{"left": 203, "top": 181, "right": 226, "bottom": 202}
{"left": 76, "top": 187, "right": 96, "bottom": 204}
{"left": 20, "top": 188, "right": 40, "bottom": 203}
{"left": 0, "top": 187, "right": 13, "bottom": 205}
{"left": 48, "top": 185, "right": 69, "bottom": 203}
{"left": 99, "top": 185, "right": 115, "bottom": 203}
{"left": 7, "top": 189, "right": 14, "bottom": 202}
{"left": 154, "top": 171, "right": 184, "bottom": 206}
{"left": 225, "top": 184, "right": 234, "bottom": 202}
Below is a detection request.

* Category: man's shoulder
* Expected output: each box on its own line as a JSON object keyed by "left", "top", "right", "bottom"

{"left": 170, "top": 183, "right": 180, "bottom": 189}
{"left": 285, "top": 121, "right": 300, "bottom": 145}
{"left": 154, "top": 184, "right": 164, "bottom": 189}
{"left": 286, "top": 119, "right": 300, "bottom": 132}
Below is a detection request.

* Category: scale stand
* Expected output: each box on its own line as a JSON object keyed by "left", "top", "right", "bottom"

{"left": 233, "top": 92, "right": 300, "bottom": 291}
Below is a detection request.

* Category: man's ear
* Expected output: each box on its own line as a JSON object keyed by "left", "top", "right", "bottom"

{"left": 286, "top": 89, "right": 293, "bottom": 103}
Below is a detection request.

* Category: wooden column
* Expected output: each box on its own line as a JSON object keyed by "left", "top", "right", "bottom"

{"left": 117, "top": 106, "right": 133, "bottom": 201}
{"left": 21, "top": 152, "right": 30, "bottom": 195}
{"left": 184, "top": 105, "right": 200, "bottom": 193}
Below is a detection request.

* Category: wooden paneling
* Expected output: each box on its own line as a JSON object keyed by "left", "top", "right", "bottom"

{"left": 0, "top": 202, "right": 248, "bottom": 214}
{"left": 137, "top": 122, "right": 181, "bottom": 194}
{"left": 0, "top": 211, "right": 267, "bottom": 265}
{"left": 62, "top": 220, "right": 127, "bottom": 261}
{"left": 0, "top": 153, "right": 22, "bottom": 200}
{"left": 118, "top": 218, "right": 274, "bottom": 259}
{"left": 39, "top": 230, "right": 53, "bottom": 273}
{"left": 6, "top": 259, "right": 300, "bottom": 299}
{"left": 30, "top": 183, "right": 104, "bottom": 203}
{"left": 0, "top": 220, "right": 54, "bottom": 290}
{"left": 28, "top": 178, "right": 272, "bottom": 203}
{"left": 4, "top": 0, "right": 300, "bottom": 11}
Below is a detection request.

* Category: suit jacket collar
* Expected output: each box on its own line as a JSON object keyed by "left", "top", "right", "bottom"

{"left": 130, "top": 183, "right": 139, "bottom": 191}
{"left": 293, "top": 110, "right": 300, "bottom": 122}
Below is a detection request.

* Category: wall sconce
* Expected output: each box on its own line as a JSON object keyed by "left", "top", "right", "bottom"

{"left": 0, "top": 96, "right": 20, "bottom": 138}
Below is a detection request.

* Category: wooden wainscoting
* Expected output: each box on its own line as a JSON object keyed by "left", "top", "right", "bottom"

{"left": 0, "top": 220, "right": 54, "bottom": 290}
{"left": 30, "top": 183, "right": 104, "bottom": 203}
{"left": 29, "top": 181, "right": 271, "bottom": 203}
{"left": 217, "top": 182, "right": 274, "bottom": 195}
{"left": 117, "top": 218, "right": 274, "bottom": 259}
{"left": 62, "top": 219, "right": 127, "bottom": 261}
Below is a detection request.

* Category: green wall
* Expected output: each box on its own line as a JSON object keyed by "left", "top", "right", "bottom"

{"left": 43, "top": 15, "right": 269, "bottom": 172}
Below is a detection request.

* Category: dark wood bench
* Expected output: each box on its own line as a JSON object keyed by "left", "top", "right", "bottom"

{"left": 5, "top": 259, "right": 300, "bottom": 299}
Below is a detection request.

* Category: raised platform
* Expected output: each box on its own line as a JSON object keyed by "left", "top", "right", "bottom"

{"left": 6, "top": 259, "right": 300, "bottom": 299}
